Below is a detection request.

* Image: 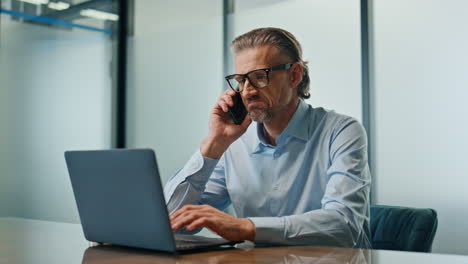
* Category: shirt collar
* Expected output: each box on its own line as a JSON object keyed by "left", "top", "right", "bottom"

{"left": 280, "top": 99, "right": 310, "bottom": 142}
{"left": 251, "top": 123, "right": 267, "bottom": 154}
{"left": 251, "top": 99, "right": 310, "bottom": 154}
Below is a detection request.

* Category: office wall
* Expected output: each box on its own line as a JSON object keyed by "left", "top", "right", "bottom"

{"left": 0, "top": 44, "right": 10, "bottom": 217}
{"left": 229, "top": 0, "right": 363, "bottom": 121}
{"left": 126, "top": 0, "right": 223, "bottom": 184}
{"left": 0, "top": 16, "right": 112, "bottom": 223}
{"left": 371, "top": 0, "right": 468, "bottom": 254}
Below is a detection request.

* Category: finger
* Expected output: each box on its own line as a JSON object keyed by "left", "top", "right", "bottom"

{"left": 213, "top": 94, "right": 229, "bottom": 113}
{"left": 170, "top": 205, "right": 217, "bottom": 228}
{"left": 222, "top": 94, "right": 234, "bottom": 107}
{"left": 173, "top": 211, "right": 218, "bottom": 231}
{"left": 170, "top": 204, "right": 216, "bottom": 221}
{"left": 212, "top": 101, "right": 225, "bottom": 116}
{"left": 187, "top": 217, "right": 227, "bottom": 239}
{"left": 197, "top": 204, "right": 217, "bottom": 212}
{"left": 185, "top": 216, "right": 216, "bottom": 232}
{"left": 171, "top": 211, "right": 205, "bottom": 231}
{"left": 169, "top": 206, "right": 190, "bottom": 221}
{"left": 170, "top": 205, "right": 218, "bottom": 226}
{"left": 217, "top": 100, "right": 229, "bottom": 113}
{"left": 224, "top": 89, "right": 236, "bottom": 97}
{"left": 169, "top": 204, "right": 202, "bottom": 221}
{"left": 184, "top": 207, "right": 225, "bottom": 232}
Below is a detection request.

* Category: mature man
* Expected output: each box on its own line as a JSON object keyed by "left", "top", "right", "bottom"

{"left": 164, "top": 28, "right": 371, "bottom": 248}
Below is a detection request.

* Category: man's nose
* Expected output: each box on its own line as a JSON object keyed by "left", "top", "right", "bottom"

{"left": 242, "top": 83, "right": 258, "bottom": 98}
{"left": 242, "top": 79, "right": 256, "bottom": 93}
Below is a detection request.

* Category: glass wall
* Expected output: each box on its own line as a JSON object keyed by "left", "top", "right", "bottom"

{"left": 0, "top": 0, "right": 119, "bottom": 223}
{"left": 370, "top": 0, "right": 468, "bottom": 254}
{"left": 126, "top": 0, "right": 223, "bottom": 185}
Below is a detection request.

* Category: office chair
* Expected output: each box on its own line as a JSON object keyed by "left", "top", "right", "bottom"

{"left": 370, "top": 205, "right": 438, "bottom": 252}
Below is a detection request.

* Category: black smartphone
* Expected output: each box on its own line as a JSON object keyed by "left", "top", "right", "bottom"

{"left": 227, "top": 92, "right": 247, "bottom": 125}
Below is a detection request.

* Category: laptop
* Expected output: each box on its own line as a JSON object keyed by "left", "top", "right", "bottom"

{"left": 64, "top": 148, "right": 241, "bottom": 252}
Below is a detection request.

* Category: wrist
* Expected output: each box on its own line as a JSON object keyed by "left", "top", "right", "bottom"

{"left": 243, "top": 218, "right": 256, "bottom": 241}
{"left": 200, "top": 136, "right": 230, "bottom": 159}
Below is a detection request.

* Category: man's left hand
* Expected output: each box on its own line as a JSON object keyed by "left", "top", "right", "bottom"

{"left": 170, "top": 205, "right": 256, "bottom": 242}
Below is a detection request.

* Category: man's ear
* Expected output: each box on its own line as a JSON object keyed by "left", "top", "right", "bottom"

{"left": 290, "top": 63, "right": 304, "bottom": 89}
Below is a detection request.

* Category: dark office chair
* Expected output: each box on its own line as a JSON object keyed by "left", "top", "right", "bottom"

{"left": 370, "top": 205, "right": 438, "bottom": 252}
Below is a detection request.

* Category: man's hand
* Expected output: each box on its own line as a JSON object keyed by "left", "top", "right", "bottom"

{"left": 201, "top": 89, "right": 252, "bottom": 159}
{"left": 170, "top": 205, "right": 256, "bottom": 242}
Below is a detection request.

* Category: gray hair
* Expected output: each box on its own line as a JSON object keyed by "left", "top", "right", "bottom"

{"left": 231, "top": 27, "right": 310, "bottom": 99}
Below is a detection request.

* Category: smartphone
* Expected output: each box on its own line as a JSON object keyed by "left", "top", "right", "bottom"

{"left": 227, "top": 92, "right": 247, "bottom": 125}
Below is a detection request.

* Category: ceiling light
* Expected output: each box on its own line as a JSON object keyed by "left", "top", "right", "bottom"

{"left": 18, "top": 0, "right": 49, "bottom": 5}
{"left": 48, "top": 2, "right": 70, "bottom": 10}
{"left": 80, "top": 9, "right": 119, "bottom": 21}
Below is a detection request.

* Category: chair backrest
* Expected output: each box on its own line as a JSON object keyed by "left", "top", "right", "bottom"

{"left": 370, "top": 205, "right": 438, "bottom": 252}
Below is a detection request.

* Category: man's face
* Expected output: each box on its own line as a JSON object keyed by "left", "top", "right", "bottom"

{"left": 234, "top": 45, "right": 297, "bottom": 123}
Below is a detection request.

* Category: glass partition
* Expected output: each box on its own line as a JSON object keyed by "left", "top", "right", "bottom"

{"left": 125, "top": 0, "right": 223, "bottom": 184}
{"left": 0, "top": 0, "right": 119, "bottom": 223}
{"left": 370, "top": 0, "right": 468, "bottom": 255}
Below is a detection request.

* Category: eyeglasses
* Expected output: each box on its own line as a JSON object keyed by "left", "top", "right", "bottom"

{"left": 225, "top": 62, "right": 293, "bottom": 93}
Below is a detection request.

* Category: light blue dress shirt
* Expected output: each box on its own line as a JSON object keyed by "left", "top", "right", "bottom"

{"left": 164, "top": 99, "right": 371, "bottom": 248}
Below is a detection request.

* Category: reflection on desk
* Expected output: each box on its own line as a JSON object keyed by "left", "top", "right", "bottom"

{"left": 2, "top": 217, "right": 468, "bottom": 264}
{"left": 82, "top": 244, "right": 368, "bottom": 264}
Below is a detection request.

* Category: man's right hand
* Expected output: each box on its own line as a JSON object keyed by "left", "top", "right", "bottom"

{"left": 200, "top": 89, "right": 252, "bottom": 159}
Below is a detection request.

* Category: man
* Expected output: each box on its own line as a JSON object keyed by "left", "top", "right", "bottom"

{"left": 164, "top": 27, "right": 371, "bottom": 248}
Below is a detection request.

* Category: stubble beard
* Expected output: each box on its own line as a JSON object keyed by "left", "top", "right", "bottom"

{"left": 248, "top": 106, "right": 273, "bottom": 123}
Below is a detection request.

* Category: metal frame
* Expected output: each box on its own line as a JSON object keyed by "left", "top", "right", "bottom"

{"left": 114, "top": 0, "right": 129, "bottom": 148}
{"left": 360, "top": 0, "right": 375, "bottom": 202}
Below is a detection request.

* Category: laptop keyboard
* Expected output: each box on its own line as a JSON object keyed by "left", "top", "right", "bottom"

{"left": 174, "top": 234, "right": 238, "bottom": 250}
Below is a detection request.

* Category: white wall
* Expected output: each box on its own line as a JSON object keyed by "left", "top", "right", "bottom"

{"left": 126, "top": 0, "right": 223, "bottom": 184}
{"left": 229, "top": 0, "right": 363, "bottom": 121}
{"left": 371, "top": 0, "right": 468, "bottom": 255}
{"left": 0, "top": 16, "right": 112, "bottom": 223}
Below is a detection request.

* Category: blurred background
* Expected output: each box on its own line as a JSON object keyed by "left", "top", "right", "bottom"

{"left": 1, "top": 0, "right": 467, "bottom": 256}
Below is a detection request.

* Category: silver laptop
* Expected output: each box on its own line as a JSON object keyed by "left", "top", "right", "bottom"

{"left": 64, "top": 149, "right": 240, "bottom": 252}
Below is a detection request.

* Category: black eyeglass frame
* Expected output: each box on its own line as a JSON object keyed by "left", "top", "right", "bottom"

{"left": 225, "top": 62, "right": 294, "bottom": 92}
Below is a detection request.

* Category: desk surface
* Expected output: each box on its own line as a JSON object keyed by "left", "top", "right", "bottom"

{"left": 1, "top": 217, "right": 467, "bottom": 264}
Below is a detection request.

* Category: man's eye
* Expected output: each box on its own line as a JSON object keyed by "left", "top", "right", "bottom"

{"left": 252, "top": 73, "right": 267, "bottom": 80}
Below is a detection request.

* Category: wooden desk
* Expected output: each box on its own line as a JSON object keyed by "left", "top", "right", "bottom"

{"left": 1, "top": 217, "right": 468, "bottom": 264}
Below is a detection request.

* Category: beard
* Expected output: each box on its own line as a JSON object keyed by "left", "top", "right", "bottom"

{"left": 248, "top": 105, "right": 273, "bottom": 122}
